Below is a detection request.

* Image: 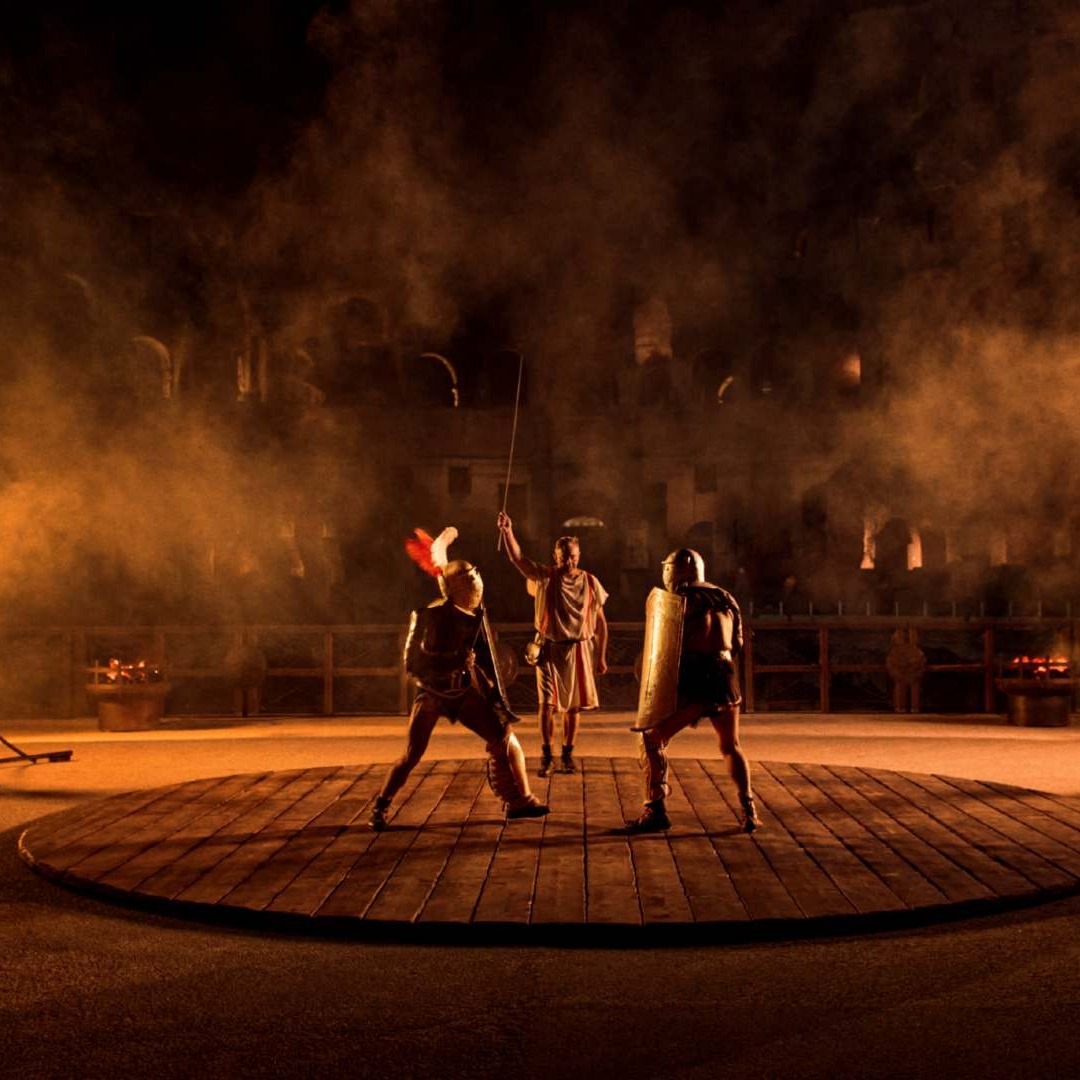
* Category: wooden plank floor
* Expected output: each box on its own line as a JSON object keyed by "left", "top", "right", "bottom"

{"left": 19, "top": 758, "right": 1080, "bottom": 937}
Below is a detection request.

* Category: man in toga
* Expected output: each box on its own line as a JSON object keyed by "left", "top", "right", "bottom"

{"left": 497, "top": 511, "right": 608, "bottom": 776}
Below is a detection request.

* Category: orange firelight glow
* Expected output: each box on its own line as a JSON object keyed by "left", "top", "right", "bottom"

{"left": 1007, "top": 656, "right": 1070, "bottom": 678}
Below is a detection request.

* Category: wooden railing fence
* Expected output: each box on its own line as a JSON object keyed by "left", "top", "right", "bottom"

{"left": 0, "top": 616, "right": 1073, "bottom": 718}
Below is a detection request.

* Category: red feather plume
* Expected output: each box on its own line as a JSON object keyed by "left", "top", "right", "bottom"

{"left": 405, "top": 528, "right": 441, "bottom": 578}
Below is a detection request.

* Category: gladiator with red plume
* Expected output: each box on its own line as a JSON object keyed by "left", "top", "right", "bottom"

{"left": 368, "top": 527, "right": 549, "bottom": 831}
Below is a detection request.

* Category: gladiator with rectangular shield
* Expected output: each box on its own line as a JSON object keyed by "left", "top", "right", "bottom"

{"left": 626, "top": 547, "right": 761, "bottom": 834}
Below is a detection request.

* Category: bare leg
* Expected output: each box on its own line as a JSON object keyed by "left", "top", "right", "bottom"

{"left": 539, "top": 703, "right": 556, "bottom": 747}
{"left": 378, "top": 697, "right": 439, "bottom": 803}
{"left": 556, "top": 708, "right": 580, "bottom": 772}
{"left": 371, "top": 697, "right": 440, "bottom": 828}
{"left": 710, "top": 706, "right": 760, "bottom": 831}
{"left": 563, "top": 708, "right": 580, "bottom": 748}
{"left": 538, "top": 703, "right": 556, "bottom": 774}
{"left": 709, "top": 706, "right": 751, "bottom": 799}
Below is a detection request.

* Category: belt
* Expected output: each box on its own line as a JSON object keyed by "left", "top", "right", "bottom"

{"left": 423, "top": 670, "right": 471, "bottom": 692}
{"left": 684, "top": 650, "right": 733, "bottom": 662}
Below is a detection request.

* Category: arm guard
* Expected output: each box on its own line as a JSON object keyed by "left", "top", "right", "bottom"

{"left": 403, "top": 613, "right": 423, "bottom": 678}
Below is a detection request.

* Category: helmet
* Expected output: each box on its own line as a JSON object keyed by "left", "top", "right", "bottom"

{"left": 440, "top": 558, "right": 484, "bottom": 611}
{"left": 662, "top": 548, "right": 705, "bottom": 592}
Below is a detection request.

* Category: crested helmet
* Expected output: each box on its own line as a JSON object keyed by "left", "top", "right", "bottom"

{"left": 439, "top": 558, "right": 484, "bottom": 611}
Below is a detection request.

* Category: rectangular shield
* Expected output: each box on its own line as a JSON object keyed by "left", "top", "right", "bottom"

{"left": 633, "top": 587, "right": 685, "bottom": 731}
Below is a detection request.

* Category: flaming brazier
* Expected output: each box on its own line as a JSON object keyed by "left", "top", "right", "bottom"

{"left": 87, "top": 659, "right": 170, "bottom": 731}
{"left": 996, "top": 655, "right": 1075, "bottom": 727}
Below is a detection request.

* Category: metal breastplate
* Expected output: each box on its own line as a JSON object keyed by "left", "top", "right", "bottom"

{"left": 406, "top": 602, "right": 506, "bottom": 702}
{"left": 419, "top": 606, "right": 481, "bottom": 659}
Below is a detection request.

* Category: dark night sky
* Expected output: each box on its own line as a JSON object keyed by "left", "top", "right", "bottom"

{"left": 0, "top": 2, "right": 836, "bottom": 227}
{"left": 1, "top": 2, "right": 332, "bottom": 200}
{"left": 1, "top": 3, "right": 599, "bottom": 199}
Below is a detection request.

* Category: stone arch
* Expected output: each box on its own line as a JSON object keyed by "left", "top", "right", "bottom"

{"left": 407, "top": 352, "right": 459, "bottom": 407}
{"left": 919, "top": 526, "right": 949, "bottom": 571}
{"left": 874, "top": 517, "right": 913, "bottom": 576}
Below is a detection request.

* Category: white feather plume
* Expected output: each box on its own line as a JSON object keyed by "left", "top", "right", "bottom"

{"left": 430, "top": 526, "right": 458, "bottom": 570}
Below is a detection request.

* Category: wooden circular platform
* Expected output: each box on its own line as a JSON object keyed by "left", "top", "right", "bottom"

{"left": 18, "top": 758, "right": 1080, "bottom": 939}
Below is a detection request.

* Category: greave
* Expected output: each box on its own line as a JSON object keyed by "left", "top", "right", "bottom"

{"left": 486, "top": 731, "right": 530, "bottom": 806}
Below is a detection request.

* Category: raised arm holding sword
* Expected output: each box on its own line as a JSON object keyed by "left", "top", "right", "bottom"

{"left": 497, "top": 511, "right": 608, "bottom": 777}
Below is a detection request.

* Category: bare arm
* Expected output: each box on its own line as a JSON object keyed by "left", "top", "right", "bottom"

{"left": 594, "top": 605, "right": 609, "bottom": 675}
{"left": 496, "top": 511, "right": 531, "bottom": 577}
{"left": 730, "top": 596, "right": 744, "bottom": 654}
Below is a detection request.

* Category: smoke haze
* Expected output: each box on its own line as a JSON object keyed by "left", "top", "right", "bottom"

{"left": 2, "top": 0, "right": 1080, "bottom": 627}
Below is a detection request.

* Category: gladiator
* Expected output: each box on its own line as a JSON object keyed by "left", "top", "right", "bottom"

{"left": 626, "top": 547, "right": 761, "bottom": 834}
{"left": 496, "top": 511, "right": 609, "bottom": 777}
{"left": 369, "top": 527, "right": 549, "bottom": 831}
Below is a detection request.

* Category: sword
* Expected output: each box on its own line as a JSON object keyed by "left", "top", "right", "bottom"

{"left": 496, "top": 351, "right": 524, "bottom": 551}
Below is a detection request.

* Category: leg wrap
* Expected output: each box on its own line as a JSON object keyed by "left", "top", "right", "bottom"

{"left": 639, "top": 731, "right": 670, "bottom": 803}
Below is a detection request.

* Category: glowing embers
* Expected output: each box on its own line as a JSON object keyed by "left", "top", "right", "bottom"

{"left": 996, "top": 654, "right": 1075, "bottom": 728}
{"left": 96, "top": 658, "right": 166, "bottom": 685}
{"left": 1003, "top": 655, "right": 1071, "bottom": 681}
{"left": 87, "top": 660, "right": 170, "bottom": 731}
